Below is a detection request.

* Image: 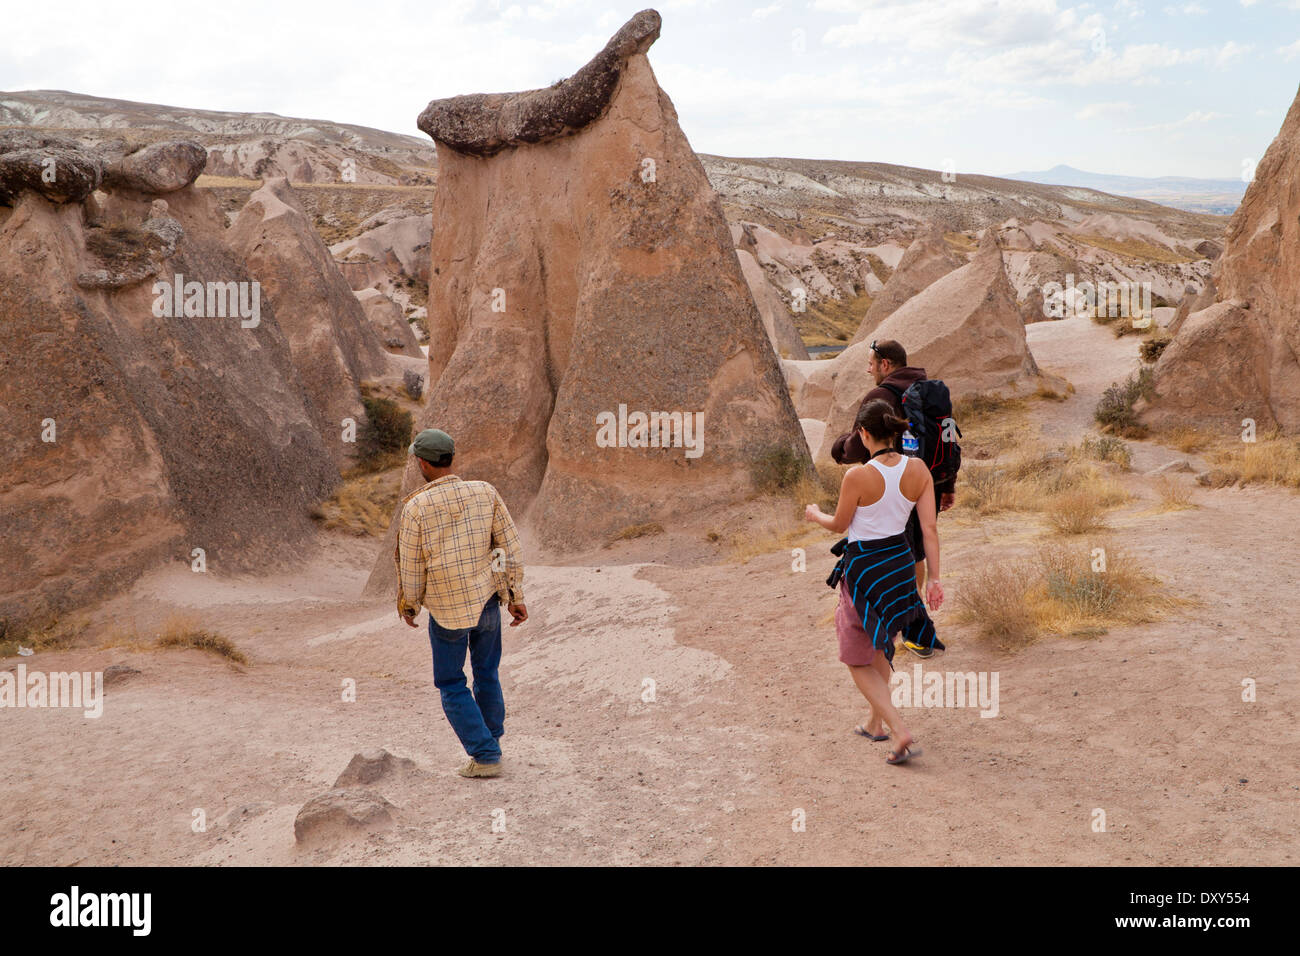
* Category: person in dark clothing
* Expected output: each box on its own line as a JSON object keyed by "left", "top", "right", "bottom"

{"left": 830, "top": 339, "right": 954, "bottom": 658}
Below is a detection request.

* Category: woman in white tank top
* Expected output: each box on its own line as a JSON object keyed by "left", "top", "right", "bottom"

{"left": 805, "top": 398, "right": 944, "bottom": 766}
{"left": 846, "top": 455, "right": 915, "bottom": 542}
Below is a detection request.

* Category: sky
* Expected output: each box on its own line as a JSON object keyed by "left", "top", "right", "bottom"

{"left": 4, "top": 0, "right": 1298, "bottom": 179}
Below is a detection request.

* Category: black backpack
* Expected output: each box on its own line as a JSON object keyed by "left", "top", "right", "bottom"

{"left": 882, "top": 380, "right": 962, "bottom": 488}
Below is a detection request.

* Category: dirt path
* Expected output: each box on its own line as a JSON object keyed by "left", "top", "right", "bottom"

{"left": 2, "top": 317, "right": 1296, "bottom": 865}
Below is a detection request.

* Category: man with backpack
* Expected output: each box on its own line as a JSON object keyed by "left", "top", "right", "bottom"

{"left": 831, "top": 339, "right": 960, "bottom": 658}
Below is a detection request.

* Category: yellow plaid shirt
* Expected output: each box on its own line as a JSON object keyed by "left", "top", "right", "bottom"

{"left": 394, "top": 475, "right": 525, "bottom": 629}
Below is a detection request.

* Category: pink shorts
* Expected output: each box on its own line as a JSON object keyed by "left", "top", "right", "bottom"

{"left": 835, "top": 580, "right": 877, "bottom": 667}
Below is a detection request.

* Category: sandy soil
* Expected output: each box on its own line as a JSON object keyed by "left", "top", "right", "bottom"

{"left": 3, "top": 316, "right": 1297, "bottom": 866}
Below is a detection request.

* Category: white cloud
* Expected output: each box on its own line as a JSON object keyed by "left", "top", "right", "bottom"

{"left": 1214, "top": 40, "right": 1251, "bottom": 66}
{"left": 1280, "top": 37, "right": 1300, "bottom": 58}
{"left": 1075, "top": 100, "right": 1136, "bottom": 119}
{"left": 752, "top": 2, "right": 782, "bottom": 18}
{"left": 1117, "top": 109, "right": 1227, "bottom": 133}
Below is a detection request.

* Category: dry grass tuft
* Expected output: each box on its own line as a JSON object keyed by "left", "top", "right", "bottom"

{"left": 156, "top": 615, "right": 248, "bottom": 665}
{"left": 1153, "top": 475, "right": 1196, "bottom": 511}
{"left": 1044, "top": 487, "right": 1109, "bottom": 535}
{"left": 1210, "top": 435, "right": 1300, "bottom": 489}
{"left": 1163, "top": 426, "right": 1214, "bottom": 454}
{"left": 953, "top": 560, "right": 1038, "bottom": 650}
{"left": 608, "top": 522, "right": 666, "bottom": 545}
{"left": 956, "top": 542, "right": 1186, "bottom": 649}
{"left": 1076, "top": 434, "right": 1132, "bottom": 470}
{"left": 958, "top": 446, "right": 1129, "bottom": 523}
{"left": 312, "top": 467, "right": 404, "bottom": 536}
{"left": 0, "top": 613, "right": 85, "bottom": 658}
{"left": 728, "top": 520, "right": 821, "bottom": 564}
{"left": 951, "top": 391, "right": 1033, "bottom": 457}
{"left": 1034, "top": 379, "right": 1071, "bottom": 402}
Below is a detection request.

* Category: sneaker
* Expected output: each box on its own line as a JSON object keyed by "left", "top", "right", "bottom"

{"left": 458, "top": 758, "right": 502, "bottom": 778}
{"left": 903, "top": 641, "right": 935, "bottom": 659}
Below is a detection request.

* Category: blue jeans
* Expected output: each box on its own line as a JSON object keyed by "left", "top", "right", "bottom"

{"left": 428, "top": 598, "right": 504, "bottom": 763}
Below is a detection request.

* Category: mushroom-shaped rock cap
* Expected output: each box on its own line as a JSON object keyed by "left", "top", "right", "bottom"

{"left": 104, "top": 141, "right": 208, "bottom": 195}
{"left": 0, "top": 131, "right": 103, "bottom": 205}
{"left": 417, "top": 8, "right": 662, "bottom": 156}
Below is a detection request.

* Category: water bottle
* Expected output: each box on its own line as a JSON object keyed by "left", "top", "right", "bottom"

{"left": 901, "top": 429, "right": 919, "bottom": 456}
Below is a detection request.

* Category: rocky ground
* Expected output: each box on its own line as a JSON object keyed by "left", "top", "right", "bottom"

{"left": 3, "top": 315, "right": 1296, "bottom": 866}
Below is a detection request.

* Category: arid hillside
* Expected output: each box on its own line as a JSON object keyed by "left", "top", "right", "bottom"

{"left": 4, "top": 90, "right": 1229, "bottom": 348}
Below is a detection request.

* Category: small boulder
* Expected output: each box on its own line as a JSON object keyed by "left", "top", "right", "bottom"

{"left": 332, "top": 748, "right": 417, "bottom": 788}
{"left": 403, "top": 369, "right": 424, "bottom": 401}
{"left": 1195, "top": 468, "right": 1237, "bottom": 488}
{"left": 293, "top": 788, "right": 395, "bottom": 844}
{"left": 1145, "top": 459, "right": 1194, "bottom": 477}
{"left": 102, "top": 663, "right": 142, "bottom": 686}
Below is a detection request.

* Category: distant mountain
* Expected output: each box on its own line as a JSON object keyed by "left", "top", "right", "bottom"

{"left": 1002, "top": 164, "right": 1246, "bottom": 215}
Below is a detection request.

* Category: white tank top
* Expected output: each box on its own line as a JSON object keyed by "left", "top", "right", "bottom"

{"left": 846, "top": 456, "right": 916, "bottom": 542}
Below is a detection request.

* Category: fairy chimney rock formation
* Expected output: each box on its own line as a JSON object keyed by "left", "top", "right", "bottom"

{"left": 815, "top": 230, "right": 1039, "bottom": 462}
{"left": 1145, "top": 82, "right": 1300, "bottom": 433}
{"left": 0, "top": 142, "right": 338, "bottom": 623}
{"left": 366, "top": 8, "right": 805, "bottom": 587}
{"left": 229, "top": 177, "right": 392, "bottom": 466}
{"left": 735, "top": 248, "right": 811, "bottom": 360}
{"left": 850, "top": 222, "right": 964, "bottom": 344}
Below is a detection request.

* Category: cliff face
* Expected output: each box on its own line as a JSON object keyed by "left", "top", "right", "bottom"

{"left": 0, "top": 137, "right": 339, "bottom": 623}
{"left": 1146, "top": 83, "right": 1300, "bottom": 433}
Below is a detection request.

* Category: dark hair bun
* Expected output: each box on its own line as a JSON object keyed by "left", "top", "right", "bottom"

{"left": 854, "top": 398, "right": 909, "bottom": 441}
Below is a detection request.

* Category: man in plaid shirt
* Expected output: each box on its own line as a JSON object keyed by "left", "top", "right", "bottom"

{"left": 396, "top": 428, "right": 527, "bottom": 778}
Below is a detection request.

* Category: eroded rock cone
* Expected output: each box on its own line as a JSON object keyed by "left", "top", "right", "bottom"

{"left": 815, "top": 230, "right": 1039, "bottom": 462}
{"left": 367, "top": 8, "right": 805, "bottom": 584}
{"left": 355, "top": 289, "right": 422, "bottom": 358}
{"left": 229, "top": 177, "right": 392, "bottom": 466}
{"left": 1146, "top": 82, "right": 1300, "bottom": 433}
{"left": 850, "top": 222, "right": 963, "bottom": 344}
{"left": 736, "top": 248, "right": 810, "bottom": 360}
{"left": 1167, "top": 277, "right": 1215, "bottom": 338}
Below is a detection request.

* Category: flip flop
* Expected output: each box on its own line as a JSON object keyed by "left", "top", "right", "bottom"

{"left": 886, "top": 745, "right": 922, "bottom": 765}
{"left": 853, "top": 725, "right": 890, "bottom": 742}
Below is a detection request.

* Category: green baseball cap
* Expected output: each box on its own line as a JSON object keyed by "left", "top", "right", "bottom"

{"left": 409, "top": 428, "right": 455, "bottom": 462}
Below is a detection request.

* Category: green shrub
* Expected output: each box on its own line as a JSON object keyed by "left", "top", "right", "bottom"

{"left": 1094, "top": 367, "right": 1154, "bottom": 437}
